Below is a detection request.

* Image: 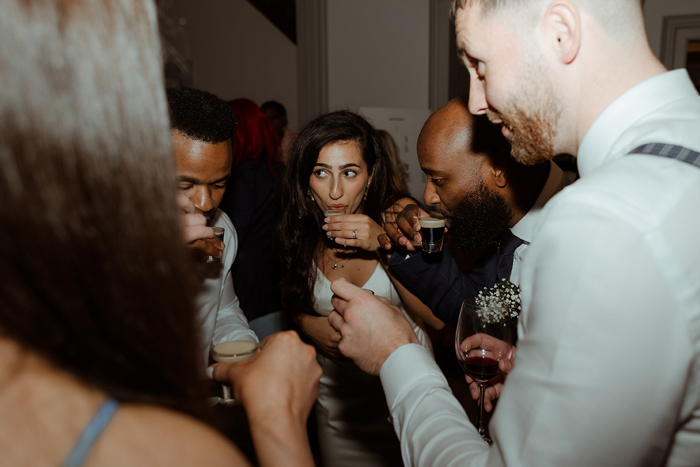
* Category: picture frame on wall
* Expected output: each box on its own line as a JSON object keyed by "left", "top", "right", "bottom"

{"left": 660, "top": 13, "right": 700, "bottom": 91}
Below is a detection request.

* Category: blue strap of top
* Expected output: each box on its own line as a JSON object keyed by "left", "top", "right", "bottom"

{"left": 628, "top": 143, "right": 700, "bottom": 168}
{"left": 62, "top": 398, "right": 119, "bottom": 467}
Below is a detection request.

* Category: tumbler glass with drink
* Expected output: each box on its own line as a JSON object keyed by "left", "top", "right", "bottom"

{"left": 210, "top": 340, "right": 258, "bottom": 405}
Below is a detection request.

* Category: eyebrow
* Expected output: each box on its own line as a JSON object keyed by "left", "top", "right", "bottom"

{"left": 422, "top": 168, "right": 448, "bottom": 177}
{"left": 178, "top": 175, "right": 230, "bottom": 184}
{"left": 314, "top": 163, "right": 362, "bottom": 170}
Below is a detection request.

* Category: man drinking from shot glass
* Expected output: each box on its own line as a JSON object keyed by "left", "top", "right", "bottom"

{"left": 168, "top": 87, "right": 258, "bottom": 368}
{"left": 380, "top": 98, "right": 576, "bottom": 337}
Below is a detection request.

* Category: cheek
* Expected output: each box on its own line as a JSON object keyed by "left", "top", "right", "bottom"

{"left": 308, "top": 177, "right": 323, "bottom": 197}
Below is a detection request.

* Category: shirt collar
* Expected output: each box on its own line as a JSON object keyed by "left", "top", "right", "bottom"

{"left": 510, "top": 161, "right": 566, "bottom": 244}
{"left": 577, "top": 69, "right": 697, "bottom": 177}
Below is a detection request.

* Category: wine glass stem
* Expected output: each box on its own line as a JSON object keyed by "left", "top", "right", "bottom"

{"left": 477, "top": 382, "right": 486, "bottom": 437}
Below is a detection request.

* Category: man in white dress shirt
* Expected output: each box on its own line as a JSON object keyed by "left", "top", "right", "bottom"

{"left": 168, "top": 87, "right": 257, "bottom": 368}
{"left": 327, "top": 0, "right": 700, "bottom": 465}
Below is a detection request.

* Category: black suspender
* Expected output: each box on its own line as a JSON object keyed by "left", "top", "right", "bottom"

{"left": 627, "top": 143, "right": 700, "bottom": 169}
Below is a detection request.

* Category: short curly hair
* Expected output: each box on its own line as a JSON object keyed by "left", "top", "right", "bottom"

{"left": 166, "top": 87, "right": 236, "bottom": 144}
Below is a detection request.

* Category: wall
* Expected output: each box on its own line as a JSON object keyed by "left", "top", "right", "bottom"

{"left": 171, "top": 0, "right": 299, "bottom": 130}
{"left": 326, "top": 0, "right": 431, "bottom": 112}
{"left": 645, "top": 0, "right": 700, "bottom": 60}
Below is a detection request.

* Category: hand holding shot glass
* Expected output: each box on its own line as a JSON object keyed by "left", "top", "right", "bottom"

{"left": 210, "top": 340, "right": 258, "bottom": 405}
{"left": 206, "top": 227, "right": 226, "bottom": 262}
{"left": 324, "top": 209, "right": 345, "bottom": 241}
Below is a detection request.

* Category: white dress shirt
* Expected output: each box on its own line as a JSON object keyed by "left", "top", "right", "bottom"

{"left": 380, "top": 69, "right": 700, "bottom": 466}
{"left": 194, "top": 209, "right": 258, "bottom": 369}
{"left": 508, "top": 161, "right": 576, "bottom": 286}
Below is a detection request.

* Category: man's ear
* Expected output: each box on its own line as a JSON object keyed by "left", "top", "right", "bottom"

{"left": 544, "top": 0, "right": 581, "bottom": 65}
{"left": 490, "top": 153, "right": 509, "bottom": 189}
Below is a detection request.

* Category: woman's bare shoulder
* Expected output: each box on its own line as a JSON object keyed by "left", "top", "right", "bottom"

{"left": 92, "top": 403, "right": 251, "bottom": 467}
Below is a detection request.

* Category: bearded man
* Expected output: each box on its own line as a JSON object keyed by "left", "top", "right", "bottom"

{"left": 381, "top": 96, "right": 575, "bottom": 330}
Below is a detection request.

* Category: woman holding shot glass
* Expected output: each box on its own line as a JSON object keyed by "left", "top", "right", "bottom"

{"left": 278, "top": 111, "right": 433, "bottom": 467}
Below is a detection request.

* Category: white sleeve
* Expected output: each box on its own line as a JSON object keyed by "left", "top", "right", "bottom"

{"left": 212, "top": 225, "right": 258, "bottom": 345}
{"left": 489, "top": 197, "right": 692, "bottom": 465}
{"left": 381, "top": 344, "right": 490, "bottom": 467}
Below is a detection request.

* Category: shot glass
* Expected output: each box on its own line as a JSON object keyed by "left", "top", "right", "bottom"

{"left": 206, "top": 227, "right": 225, "bottom": 263}
{"left": 419, "top": 217, "right": 445, "bottom": 254}
{"left": 210, "top": 340, "right": 258, "bottom": 405}
{"left": 324, "top": 209, "right": 345, "bottom": 240}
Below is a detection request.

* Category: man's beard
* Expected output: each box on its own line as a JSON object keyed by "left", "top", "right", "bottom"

{"left": 445, "top": 181, "right": 513, "bottom": 253}
{"left": 489, "top": 80, "right": 561, "bottom": 166}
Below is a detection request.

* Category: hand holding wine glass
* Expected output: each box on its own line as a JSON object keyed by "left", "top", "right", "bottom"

{"left": 455, "top": 298, "right": 513, "bottom": 444}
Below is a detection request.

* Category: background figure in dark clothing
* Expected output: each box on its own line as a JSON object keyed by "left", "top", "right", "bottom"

{"left": 219, "top": 98, "right": 285, "bottom": 339}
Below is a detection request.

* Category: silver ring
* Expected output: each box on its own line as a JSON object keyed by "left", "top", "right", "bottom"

{"left": 352, "top": 229, "right": 357, "bottom": 239}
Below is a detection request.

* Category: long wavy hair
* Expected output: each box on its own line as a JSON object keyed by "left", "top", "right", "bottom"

{"left": 0, "top": 0, "right": 206, "bottom": 419}
{"left": 277, "top": 111, "right": 405, "bottom": 317}
{"left": 229, "top": 98, "right": 281, "bottom": 174}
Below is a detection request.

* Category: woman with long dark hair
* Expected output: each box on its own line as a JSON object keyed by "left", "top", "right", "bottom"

{"left": 278, "top": 110, "right": 433, "bottom": 466}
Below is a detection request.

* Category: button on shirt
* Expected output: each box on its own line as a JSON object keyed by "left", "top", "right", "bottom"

{"left": 380, "top": 69, "right": 700, "bottom": 466}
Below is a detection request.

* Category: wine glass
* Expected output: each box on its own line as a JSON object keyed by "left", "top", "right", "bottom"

{"left": 455, "top": 297, "right": 513, "bottom": 444}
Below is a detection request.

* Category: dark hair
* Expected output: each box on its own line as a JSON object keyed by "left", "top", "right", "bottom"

{"left": 277, "top": 110, "right": 404, "bottom": 316}
{"left": 228, "top": 98, "right": 281, "bottom": 174}
{"left": 167, "top": 87, "right": 236, "bottom": 144}
{"left": 260, "top": 100, "right": 287, "bottom": 117}
{"left": 0, "top": 0, "right": 206, "bottom": 418}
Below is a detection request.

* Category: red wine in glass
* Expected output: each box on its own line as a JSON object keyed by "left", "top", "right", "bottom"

{"left": 461, "top": 356, "right": 500, "bottom": 382}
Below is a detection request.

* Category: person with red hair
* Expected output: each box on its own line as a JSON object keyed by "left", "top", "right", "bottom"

{"left": 219, "top": 98, "right": 285, "bottom": 339}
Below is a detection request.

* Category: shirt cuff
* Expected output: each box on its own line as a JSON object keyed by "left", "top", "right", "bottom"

{"left": 380, "top": 343, "right": 448, "bottom": 408}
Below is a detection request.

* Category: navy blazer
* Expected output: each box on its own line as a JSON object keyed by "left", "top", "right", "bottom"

{"left": 388, "top": 243, "right": 503, "bottom": 327}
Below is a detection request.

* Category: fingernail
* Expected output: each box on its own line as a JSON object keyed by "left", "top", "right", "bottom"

{"left": 327, "top": 231, "right": 332, "bottom": 237}
{"left": 324, "top": 217, "right": 330, "bottom": 223}
{"left": 205, "top": 366, "right": 214, "bottom": 380}
{"left": 414, "top": 235, "right": 421, "bottom": 243}
{"left": 399, "top": 237, "right": 406, "bottom": 245}
{"left": 322, "top": 225, "right": 328, "bottom": 230}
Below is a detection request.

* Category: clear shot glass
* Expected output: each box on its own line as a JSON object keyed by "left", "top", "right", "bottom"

{"left": 206, "top": 227, "right": 225, "bottom": 263}
{"left": 419, "top": 217, "right": 445, "bottom": 254}
{"left": 324, "top": 209, "right": 345, "bottom": 240}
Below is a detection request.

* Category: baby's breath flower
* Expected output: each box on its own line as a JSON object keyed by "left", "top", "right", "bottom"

{"left": 475, "top": 280, "right": 522, "bottom": 338}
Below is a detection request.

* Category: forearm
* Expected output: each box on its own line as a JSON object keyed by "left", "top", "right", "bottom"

{"left": 388, "top": 247, "right": 477, "bottom": 327}
{"left": 379, "top": 253, "right": 444, "bottom": 330}
{"left": 249, "top": 413, "right": 314, "bottom": 467}
{"left": 381, "top": 344, "right": 489, "bottom": 467}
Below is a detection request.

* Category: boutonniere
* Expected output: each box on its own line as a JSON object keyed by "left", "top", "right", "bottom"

{"left": 476, "top": 279, "right": 521, "bottom": 343}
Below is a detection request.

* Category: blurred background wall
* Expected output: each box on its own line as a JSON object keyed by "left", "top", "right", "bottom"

{"left": 163, "top": 0, "right": 700, "bottom": 132}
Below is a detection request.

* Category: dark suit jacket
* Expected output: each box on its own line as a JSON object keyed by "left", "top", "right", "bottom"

{"left": 219, "top": 159, "right": 283, "bottom": 322}
{"left": 388, "top": 243, "right": 501, "bottom": 327}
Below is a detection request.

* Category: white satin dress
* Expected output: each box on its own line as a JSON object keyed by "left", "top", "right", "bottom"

{"left": 312, "top": 262, "right": 433, "bottom": 467}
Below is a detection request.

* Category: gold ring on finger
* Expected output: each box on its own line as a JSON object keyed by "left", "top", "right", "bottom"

{"left": 352, "top": 229, "right": 357, "bottom": 239}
